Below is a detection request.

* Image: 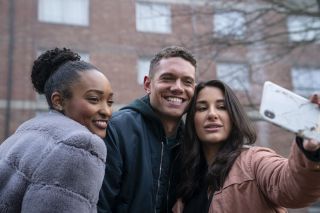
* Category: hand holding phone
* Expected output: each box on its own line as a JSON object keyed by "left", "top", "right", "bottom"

{"left": 259, "top": 81, "right": 320, "bottom": 142}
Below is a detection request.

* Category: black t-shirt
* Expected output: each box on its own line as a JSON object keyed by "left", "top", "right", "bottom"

{"left": 183, "top": 183, "right": 210, "bottom": 213}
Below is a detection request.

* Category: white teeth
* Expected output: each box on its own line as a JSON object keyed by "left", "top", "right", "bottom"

{"left": 167, "top": 97, "right": 182, "bottom": 103}
{"left": 96, "top": 121, "right": 106, "bottom": 125}
{"left": 95, "top": 121, "right": 107, "bottom": 129}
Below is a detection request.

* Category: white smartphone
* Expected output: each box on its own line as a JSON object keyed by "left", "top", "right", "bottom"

{"left": 259, "top": 81, "right": 320, "bottom": 141}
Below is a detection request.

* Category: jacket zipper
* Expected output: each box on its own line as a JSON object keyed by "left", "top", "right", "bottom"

{"left": 166, "top": 173, "right": 171, "bottom": 212}
{"left": 166, "top": 144, "right": 180, "bottom": 212}
{"left": 154, "top": 141, "right": 164, "bottom": 213}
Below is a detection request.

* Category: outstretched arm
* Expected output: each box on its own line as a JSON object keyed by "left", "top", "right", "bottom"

{"left": 253, "top": 92, "right": 320, "bottom": 208}
{"left": 303, "top": 94, "right": 320, "bottom": 152}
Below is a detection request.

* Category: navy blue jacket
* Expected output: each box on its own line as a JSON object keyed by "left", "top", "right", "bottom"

{"left": 98, "top": 96, "right": 183, "bottom": 213}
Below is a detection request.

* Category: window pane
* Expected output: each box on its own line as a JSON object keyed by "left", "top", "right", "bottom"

{"left": 137, "top": 58, "right": 150, "bottom": 85}
{"left": 136, "top": 2, "right": 171, "bottom": 33}
{"left": 79, "top": 52, "right": 90, "bottom": 62}
{"left": 287, "top": 15, "right": 320, "bottom": 42}
{"left": 64, "top": 0, "right": 89, "bottom": 26}
{"left": 38, "top": 0, "right": 62, "bottom": 23}
{"left": 217, "top": 63, "right": 250, "bottom": 91}
{"left": 291, "top": 67, "right": 320, "bottom": 96}
{"left": 38, "top": 0, "right": 89, "bottom": 26}
{"left": 214, "top": 12, "right": 246, "bottom": 38}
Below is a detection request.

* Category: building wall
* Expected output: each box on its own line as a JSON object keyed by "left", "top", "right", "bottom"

{"left": 1, "top": 0, "right": 319, "bottom": 145}
{"left": 1, "top": 0, "right": 319, "bottom": 211}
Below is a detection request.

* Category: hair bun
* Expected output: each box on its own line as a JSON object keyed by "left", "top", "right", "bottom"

{"left": 31, "top": 47, "right": 80, "bottom": 94}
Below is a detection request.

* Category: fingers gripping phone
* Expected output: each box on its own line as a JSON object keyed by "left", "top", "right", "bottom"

{"left": 259, "top": 81, "right": 320, "bottom": 141}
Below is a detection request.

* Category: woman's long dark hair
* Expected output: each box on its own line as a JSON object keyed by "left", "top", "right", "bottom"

{"left": 177, "top": 80, "right": 257, "bottom": 202}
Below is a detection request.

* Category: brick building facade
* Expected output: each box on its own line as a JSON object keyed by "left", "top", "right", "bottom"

{"left": 1, "top": 0, "right": 319, "bottom": 211}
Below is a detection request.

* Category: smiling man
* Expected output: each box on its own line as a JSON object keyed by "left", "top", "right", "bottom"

{"left": 98, "top": 46, "right": 197, "bottom": 213}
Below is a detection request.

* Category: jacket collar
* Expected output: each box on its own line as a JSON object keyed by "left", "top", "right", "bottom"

{"left": 121, "top": 95, "right": 184, "bottom": 144}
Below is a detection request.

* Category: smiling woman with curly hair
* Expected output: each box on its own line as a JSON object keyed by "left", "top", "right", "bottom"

{"left": 0, "top": 47, "right": 114, "bottom": 213}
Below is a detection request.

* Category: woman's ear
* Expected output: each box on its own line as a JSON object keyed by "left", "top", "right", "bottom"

{"left": 51, "top": 92, "right": 64, "bottom": 111}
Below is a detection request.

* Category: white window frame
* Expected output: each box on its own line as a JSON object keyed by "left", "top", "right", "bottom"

{"left": 136, "top": 2, "right": 171, "bottom": 34}
{"left": 291, "top": 67, "right": 320, "bottom": 97}
{"left": 216, "top": 62, "right": 250, "bottom": 91}
{"left": 214, "top": 11, "right": 246, "bottom": 39}
{"left": 137, "top": 58, "right": 151, "bottom": 85}
{"left": 38, "top": 0, "right": 89, "bottom": 26}
{"left": 287, "top": 15, "right": 320, "bottom": 42}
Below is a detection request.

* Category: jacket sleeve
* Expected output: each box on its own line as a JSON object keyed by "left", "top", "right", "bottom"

{"left": 21, "top": 132, "right": 106, "bottom": 213}
{"left": 252, "top": 139, "right": 320, "bottom": 208}
{"left": 98, "top": 122, "right": 123, "bottom": 213}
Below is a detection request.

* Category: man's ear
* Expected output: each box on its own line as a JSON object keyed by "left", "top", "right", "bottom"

{"left": 144, "top": 76, "right": 151, "bottom": 94}
{"left": 51, "top": 92, "right": 64, "bottom": 111}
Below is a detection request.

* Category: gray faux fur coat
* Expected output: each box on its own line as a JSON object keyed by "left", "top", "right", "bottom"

{"left": 0, "top": 110, "right": 107, "bottom": 213}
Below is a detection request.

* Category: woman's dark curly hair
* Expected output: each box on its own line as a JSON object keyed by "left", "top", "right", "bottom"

{"left": 31, "top": 47, "right": 97, "bottom": 109}
{"left": 177, "top": 79, "right": 256, "bottom": 201}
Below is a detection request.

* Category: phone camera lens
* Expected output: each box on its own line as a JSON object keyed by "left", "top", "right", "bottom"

{"left": 264, "top": 110, "right": 275, "bottom": 119}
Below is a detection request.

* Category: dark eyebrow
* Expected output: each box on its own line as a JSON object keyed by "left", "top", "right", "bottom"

{"left": 87, "top": 90, "right": 114, "bottom": 97}
{"left": 196, "top": 99, "right": 224, "bottom": 104}
{"left": 87, "top": 89, "right": 104, "bottom": 94}
{"left": 159, "top": 73, "right": 175, "bottom": 77}
{"left": 216, "top": 99, "right": 225, "bottom": 103}
{"left": 196, "top": 100, "right": 207, "bottom": 104}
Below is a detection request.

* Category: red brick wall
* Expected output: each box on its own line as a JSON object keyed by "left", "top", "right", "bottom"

{"left": 1, "top": 0, "right": 319, "bottom": 169}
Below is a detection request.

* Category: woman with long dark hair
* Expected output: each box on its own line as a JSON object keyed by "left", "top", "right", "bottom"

{"left": 174, "top": 80, "right": 320, "bottom": 213}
